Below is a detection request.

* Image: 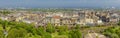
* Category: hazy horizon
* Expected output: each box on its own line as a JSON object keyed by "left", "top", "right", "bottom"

{"left": 0, "top": 0, "right": 120, "bottom": 8}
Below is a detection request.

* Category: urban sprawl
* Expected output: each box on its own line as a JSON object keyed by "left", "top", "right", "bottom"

{"left": 0, "top": 8, "right": 120, "bottom": 27}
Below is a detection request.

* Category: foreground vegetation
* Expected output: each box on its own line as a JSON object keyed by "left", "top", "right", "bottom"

{"left": 0, "top": 19, "right": 82, "bottom": 38}
{"left": 102, "top": 21, "right": 120, "bottom": 38}
{"left": 103, "top": 26, "right": 120, "bottom": 38}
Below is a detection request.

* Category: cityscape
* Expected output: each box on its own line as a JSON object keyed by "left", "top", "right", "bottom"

{"left": 1, "top": 8, "right": 120, "bottom": 26}
{"left": 0, "top": 8, "right": 119, "bottom": 38}
{"left": 0, "top": 0, "right": 120, "bottom": 38}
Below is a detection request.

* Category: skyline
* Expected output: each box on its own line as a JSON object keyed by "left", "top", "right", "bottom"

{"left": 0, "top": 0, "right": 120, "bottom": 8}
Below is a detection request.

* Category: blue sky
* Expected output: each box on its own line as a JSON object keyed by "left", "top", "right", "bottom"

{"left": 0, "top": 0, "right": 120, "bottom": 8}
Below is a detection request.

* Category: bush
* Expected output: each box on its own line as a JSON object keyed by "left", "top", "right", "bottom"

{"left": 36, "top": 26, "right": 46, "bottom": 35}
{"left": 41, "top": 33, "right": 52, "bottom": 38}
{"left": 57, "top": 26, "right": 68, "bottom": 35}
{"left": 0, "top": 30, "right": 4, "bottom": 38}
{"left": 46, "top": 23, "right": 55, "bottom": 33}
{"left": 68, "top": 30, "right": 82, "bottom": 38}
{"left": 103, "top": 26, "right": 120, "bottom": 38}
{"left": 118, "top": 21, "right": 120, "bottom": 25}
{"left": 7, "top": 28, "right": 27, "bottom": 38}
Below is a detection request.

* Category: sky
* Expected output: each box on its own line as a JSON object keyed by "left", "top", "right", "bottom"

{"left": 0, "top": 0, "right": 120, "bottom": 8}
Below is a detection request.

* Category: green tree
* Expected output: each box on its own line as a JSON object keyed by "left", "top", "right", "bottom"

{"left": 0, "top": 10, "right": 12, "bottom": 15}
{"left": 68, "top": 30, "right": 82, "bottom": 38}
{"left": 75, "top": 24, "right": 80, "bottom": 30}
{"left": 37, "top": 26, "right": 46, "bottom": 35}
{"left": 103, "top": 26, "right": 120, "bottom": 38}
{"left": 7, "top": 28, "right": 27, "bottom": 38}
{"left": 57, "top": 25, "right": 68, "bottom": 35}
{"left": 46, "top": 23, "right": 55, "bottom": 33}
{"left": 41, "top": 33, "right": 52, "bottom": 38}
{"left": 0, "top": 30, "right": 4, "bottom": 38}
{"left": 118, "top": 20, "right": 120, "bottom": 25}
